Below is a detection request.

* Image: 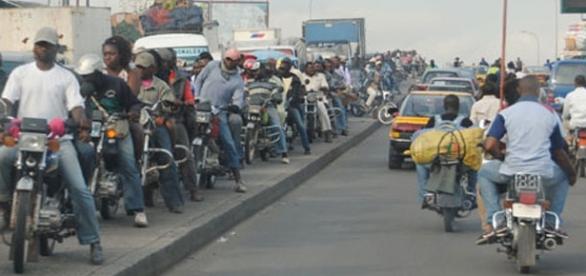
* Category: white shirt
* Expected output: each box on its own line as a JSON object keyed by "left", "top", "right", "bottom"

{"left": 563, "top": 87, "right": 586, "bottom": 129}
{"left": 2, "top": 62, "right": 84, "bottom": 120}
{"left": 302, "top": 72, "right": 329, "bottom": 92}
{"left": 469, "top": 95, "right": 501, "bottom": 126}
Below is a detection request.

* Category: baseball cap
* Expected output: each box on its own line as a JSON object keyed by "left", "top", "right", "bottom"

{"left": 34, "top": 27, "right": 59, "bottom": 45}
{"left": 155, "top": 48, "right": 174, "bottom": 62}
{"left": 134, "top": 52, "right": 155, "bottom": 68}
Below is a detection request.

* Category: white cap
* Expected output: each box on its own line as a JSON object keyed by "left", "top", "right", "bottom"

{"left": 34, "top": 27, "right": 59, "bottom": 45}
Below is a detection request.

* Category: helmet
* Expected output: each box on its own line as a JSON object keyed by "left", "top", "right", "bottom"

{"left": 243, "top": 59, "right": 260, "bottom": 71}
{"left": 75, "top": 54, "right": 103, "bottom": 76}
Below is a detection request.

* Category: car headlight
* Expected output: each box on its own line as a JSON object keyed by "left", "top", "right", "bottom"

{"left": 19, "top": 133, "right": 47, "bottom": 152}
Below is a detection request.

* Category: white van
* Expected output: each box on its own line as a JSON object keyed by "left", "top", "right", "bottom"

{"left": 134, "top": 33, "right": 210, "bottom": 68}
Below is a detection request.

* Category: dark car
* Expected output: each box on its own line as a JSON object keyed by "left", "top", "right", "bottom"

{"left": 546, "top": 60, "right": 586, "bottom": 112}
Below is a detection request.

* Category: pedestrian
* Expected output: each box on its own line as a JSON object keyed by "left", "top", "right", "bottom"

{"left": 479, "top": 57, "right": 489, "bottom": 67}
{"left": 515, "top": 57, "right": 523, "bottom": 72}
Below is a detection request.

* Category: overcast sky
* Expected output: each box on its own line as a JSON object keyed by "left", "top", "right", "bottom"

{"left": 28, "top": 0, "right": 584, "bottom": 66}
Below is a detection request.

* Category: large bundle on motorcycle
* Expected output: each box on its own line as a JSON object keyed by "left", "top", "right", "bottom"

{"left": 140, "top": 2, "right": 204, "bottom": 35}
{"left": 410, "top": 126, "right": 483, "bottom": 170}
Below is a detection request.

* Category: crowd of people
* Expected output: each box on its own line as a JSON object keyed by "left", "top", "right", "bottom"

{"left": 0, "top": 27, "right": 377, "bottom": 265}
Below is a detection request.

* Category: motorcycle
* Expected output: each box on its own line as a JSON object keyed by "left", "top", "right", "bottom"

{"left": 88, "top": 109, "right": 126, "bottom": 219}
{"left": 375, "top": 91, "right": 398, "bottom": 125}
{"left": 569, "top": 128, "right": 586, "bottom": 177}
{"left": 191, "top": 101, "right": 221, "bottom": 189}
{"left": 423, "top": 160, "right": 477, "bottom": 232}
{"left": 304, "top": 90, "right": 320, "bottom": 142}
{"left": 490, "top": 174, "right": 564, "bottom": 273}
{"left": 5, "top": 118, "right": 76, "bottom": 274}
{"left": 244, "top": 82, "right": 284, "bottom": 164}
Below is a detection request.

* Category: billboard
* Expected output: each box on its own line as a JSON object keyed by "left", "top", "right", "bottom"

{"left": 562, "top": 0, "right": 586, "bottom": 13}
{"left": 193, "top": 0, "right": 269, "bottom": 47}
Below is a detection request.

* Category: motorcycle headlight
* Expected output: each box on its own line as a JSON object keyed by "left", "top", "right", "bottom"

{"left": 18, "top": 133, "right": 47, "bottom": 152}
{"left": 196, "top": 112, "right": 211, "bottom": 123}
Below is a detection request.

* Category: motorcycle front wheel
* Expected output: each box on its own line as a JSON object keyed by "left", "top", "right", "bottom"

{"left": 377, "top": 105, "right": 395, "bottom": 125}
{"left": 100, "top": 198, "right": 119, "bottom": 220}
{"left": 12, "top": 191, "right": 31, "bottom": 274}
{"left": 350, "top": 104, "right": 366, "bottom": 117}
{"left": 245, "top": 130, "right": 257, "bottom": 165}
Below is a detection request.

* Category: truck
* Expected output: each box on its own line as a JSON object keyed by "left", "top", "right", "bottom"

{"left": 302, "top": 18, "right": 366, "bottom": 60}
{"left": 563, "top": 21, "right": 586, "bottom": 59}
{"left": 231, "top": 28, "right": 282, "bottom": 49}
{"left": 0, "top": 7, "right": 111, "bottom": 65}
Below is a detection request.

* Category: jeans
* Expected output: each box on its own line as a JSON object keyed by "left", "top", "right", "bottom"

{"left": 332, "top": 95, "right": 348, "bottom": 133}
{"left": 0, "top": 141, "right": 100, "bottom": 245}
{"left": 229, "top": 113, "right": 244, "bottom": 161}
{"left": 288, "top": 105, "right": 311, "bottom": 151}
{"left": 415, "top": 164, "right": 477, "bottom": 204}
{"left": 478, "top": 160, "right": 569, "bottom": 225}
{"left": 152, "top": 126, "right": 184, "bottom": 209}
{"left": 218, "top": 111, "right": 241, "bottom": 169}
{"left": 173, "top": 123, "right": 198, "bottom": 192}
{"left": 267, "top": 106, "right": 287, "bottom": 154}
{"left": 75, "top": 140, "right": 96, "bottom": 184}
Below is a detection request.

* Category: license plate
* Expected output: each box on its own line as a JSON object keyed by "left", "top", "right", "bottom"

{"left": 512, "top": 203, "right": 542, "bottom": 219}
{"left": 193, "top": 138, "right": 203, "bottom": 146}
{"left": 91, "top": 122, "right": 102, "bottom": 138}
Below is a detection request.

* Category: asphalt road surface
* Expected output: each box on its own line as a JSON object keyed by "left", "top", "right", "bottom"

{"left": 165, "top": 127, "right": 586, "bottom": 276}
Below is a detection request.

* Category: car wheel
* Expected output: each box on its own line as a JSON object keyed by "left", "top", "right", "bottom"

{"left": 388, "top": 143, "right": 403, "bottom": 169}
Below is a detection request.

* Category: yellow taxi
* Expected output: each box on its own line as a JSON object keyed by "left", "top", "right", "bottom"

{"left": 388, "top": 91, "right": 475, "bottom": 169}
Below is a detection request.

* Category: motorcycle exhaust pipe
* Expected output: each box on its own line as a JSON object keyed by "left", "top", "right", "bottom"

{"left": 543, "top": 238, "right": 557, "bottom": 250}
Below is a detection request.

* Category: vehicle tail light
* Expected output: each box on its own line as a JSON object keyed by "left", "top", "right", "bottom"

{"left": 503, "top": 199, "right": 514, "bottom": 209}
{"left": 47, "top": 138, "right": 60, "bottom": 152}
{"left": 578, "top": 137, "right": 586, "bottom": 148}
{"left": 392, "top": 123, "right": 422, "bottom": 133}
{"left": 578, "top": 129, "right": 586, "bottom": 138}
{"left": 416, "top": 84, "right": 428, "bottom": 90}
{"left": 519, "top": 191, "right": 538, "bottom": 205}
{"left": 106, "top": 129, "right": 118, "bottom": 139}
{"left": 391, "top": 130, "right": 401, "bottom": 139}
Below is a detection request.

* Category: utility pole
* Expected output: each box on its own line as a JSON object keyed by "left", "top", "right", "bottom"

{"left": 499, "top": 0, "right": 508, "bottom": 108}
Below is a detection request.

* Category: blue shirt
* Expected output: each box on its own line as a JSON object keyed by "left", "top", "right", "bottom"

{"left": 194, "top": 61, "right": 244, "bottom": 113}
{"left": 487, "top": 96, "right": 563, "bottom": 177}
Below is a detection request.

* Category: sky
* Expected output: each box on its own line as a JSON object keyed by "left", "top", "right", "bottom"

{"left": 24, "top": 0, "right": 585, "bottom": 66}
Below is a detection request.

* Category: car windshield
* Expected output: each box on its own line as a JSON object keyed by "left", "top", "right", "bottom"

{"left": 173, "top": 46, "right": 209, "bottom": 67}
{"left": 423, "top": 71, "right": 458, "bottom": 83}
{"left": 430, "top": 79, "right": 473, "bottom": 91}
{"left": 554, "top": 63, "right": 586, "bottom": 85}
{"left": 400, "top": 94, "right": 474, "bottom": 117}
{"left": 526, "top": 66, "right": 549, "bottom": 74}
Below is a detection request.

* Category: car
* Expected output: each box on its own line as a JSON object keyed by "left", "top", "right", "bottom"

{"left": 427, "top": 84, "right": 474, "bottom": 94}
{"left": 1, "top": 51, "right": 34, "bottom": 74}
{"left": 546, "top": 59, "right": 586, "bottom": 111}
{"left": 524, "top": 66, "right": 550, "bottom": 87}
{"left": 387, "top": 91, "right": 475, "bottom": 169}
{"left": 412, "top": 69, "right": 469, "bottom": 91}
{"left": 428, "top": 77, "right": 478, "bottom": 96}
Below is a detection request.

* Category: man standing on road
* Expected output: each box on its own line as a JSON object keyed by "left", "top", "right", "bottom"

{"left": 194, "top": 48, "right": 247, "bottom": 193}
{"left": 0, "top": 27, "right": 103, "bottom": 265}
{"left": 477, "top": 76, "right": 575, "bottom": 244}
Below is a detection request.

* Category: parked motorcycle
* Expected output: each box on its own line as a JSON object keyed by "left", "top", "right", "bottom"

{"left": 490, "top": 174, "right": 564, "bottom": 273}
{"left": 88, "top": 109, "right": 126, "bottom": 219}
{"left": 244, "top": 82, "right": 284, "bottom": 164}
{"left": 5, "top": 118, "right": 75, "bottom": 274}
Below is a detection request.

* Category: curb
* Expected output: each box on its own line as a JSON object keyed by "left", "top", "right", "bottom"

{"left": 101, "top": 121, "right": 381, "bottom": 276}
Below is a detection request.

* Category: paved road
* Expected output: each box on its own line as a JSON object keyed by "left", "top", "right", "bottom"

{"left": 166, "top": 127, "right": 586, "bottom": 276}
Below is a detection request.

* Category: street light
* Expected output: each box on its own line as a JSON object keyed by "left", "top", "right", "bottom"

{"left": 521, "top": 30, "right": 540, "bottom": 65}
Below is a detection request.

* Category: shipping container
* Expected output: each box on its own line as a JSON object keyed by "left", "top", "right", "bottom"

{"left": 302, "top": 18, "right": 366, "bottom": 58}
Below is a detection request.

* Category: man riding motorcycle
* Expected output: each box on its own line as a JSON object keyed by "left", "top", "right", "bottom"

{"left": 75, "top": 54, "right": 149, "bottom": 227}
{"left": 135, "top": 51, "right": 185, "bottom": 213}
{"left": 302, "top": 62, "right": 334, "bottom": 143}
{"left": 324, "top": 58, "right": 349, "bottom": 136}
{"left": 415, "top": 95, "right": 476, "bottom": 206}
{"left": 476, "top": 76, "right": 575, "bottom": 244}
{"left": 562, "top": 75, "right": 586, "bottom": 142}
{"left": 0, "top": 27, "right": 103, "bottom": 264}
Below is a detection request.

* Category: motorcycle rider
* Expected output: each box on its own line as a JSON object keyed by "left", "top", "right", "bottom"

{"left": 476, "top": 76, "right": 575, "bottom": 244}
{"left": 134, "top": 51, "right": 185, "bottom": 213}
{"left": 277, "top": 57, "right": 311, "bottom": 155}
{"left": 0, "top": 27, "right": 103, "bottom": 264}
{"left": 302, "top": 62, "right": 334, "bottom": 143}
{"left": 248, "top": 62, "right": 290, "bottom": 164}
{"left": 155, "top": 48, "right": 203, "bottom": 202}
{"left": 75, "top": 54, "right": 149, "bottom": 227}
{"left": 194, "top": 48, "right": 247, "bottom": 193}
{"left": 326, "top": 58, "right": 349, "bottom": 136}
{"left": 364, "top": 61, "right": 383, "bottom": 111}
{"left": 469, "top": 82, "right": 501, "bottom": 126}
{"left": 562, "top": 75, "right": 586, "bottom": 141}
{"left": 415, "top": 95, "right": 476, "bottom": 207}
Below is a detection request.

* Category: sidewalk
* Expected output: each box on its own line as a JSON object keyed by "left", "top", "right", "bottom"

{"left": 0, "top": 118, "right": 380, "bottom": 276}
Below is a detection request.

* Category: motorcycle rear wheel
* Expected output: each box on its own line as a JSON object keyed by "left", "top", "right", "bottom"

{"left": 516, "top": 224, "right": 536, "bottom": 274}
{"left": 39, "top": 235, "right": 56, "bottom": 257}
{"left": 12, "top": 191, "right": 31, "bottom": 274}
{"left": 377, "top": 105, "right": 394, "bottom": 125}
{"left": 442, "top": 208, "right": 456, "bottom": 233}
{"left": 100, "top": 198, "right": 118, "bottom": 220}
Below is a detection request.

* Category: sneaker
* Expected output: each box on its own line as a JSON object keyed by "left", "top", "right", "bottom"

{"left": 190, "top": 191, "right": 204, "bottom": 202}
{"left": 281, "top": 157, "right": 290, "bottom": 164}
{"left": 134, "top": 212, "right": 148, "bottom": 228}
{"left": 169, "top": 206, "right": 184, "bottom": 214}
{"left": 341, "top": 130, "right": 348, "bottom": 136}
{"left": 304, "top": 149, "right": 311, "bottom": 155}
{"left": 90, "top": 242, "right": 104, "bottom": 265}
{"left": 234, "top": 181, "right": 247, "bottom": 193}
